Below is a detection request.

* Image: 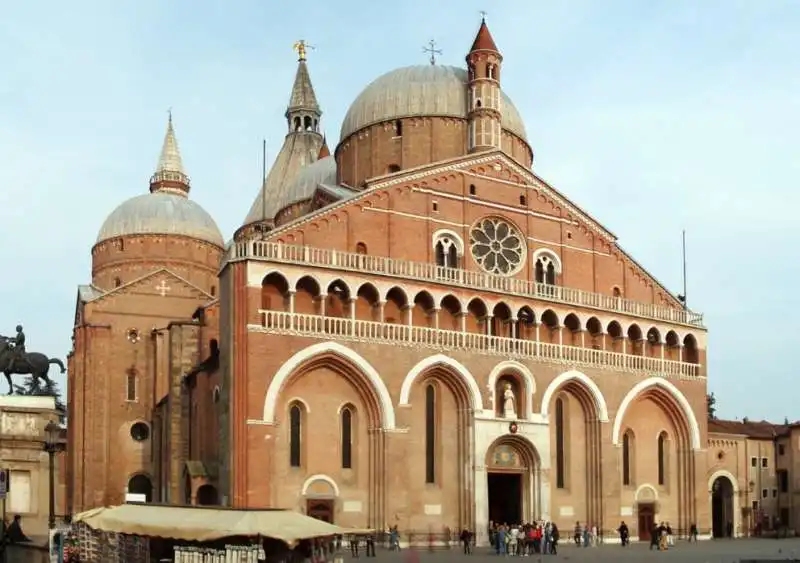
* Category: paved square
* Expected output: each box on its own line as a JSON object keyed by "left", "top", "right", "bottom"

{"left": 343, "top": 539, "right": 800, "bottom": 563}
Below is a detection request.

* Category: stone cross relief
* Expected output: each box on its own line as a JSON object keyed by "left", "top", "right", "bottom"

{"left": 155, "top": 280, "right": 172, "bottom": 297}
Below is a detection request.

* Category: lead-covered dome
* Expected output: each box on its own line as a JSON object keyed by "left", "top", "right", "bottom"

{"left": 340, "top": 65, "right": 527, "bottom": 142}
{"left": 96, "top": 192, "right": 224, "bottom": 247}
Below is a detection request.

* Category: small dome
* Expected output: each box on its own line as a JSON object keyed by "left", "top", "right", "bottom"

{"left": 96, "top": 192, "right": 224, "bottom": 247}
{"left": 280, "top": 156, "right": 337, "bottom": 212}
{"left": 340, "top": 65, "right": 527, "bottom": 142}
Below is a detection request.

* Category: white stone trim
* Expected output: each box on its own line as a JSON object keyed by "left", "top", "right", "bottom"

{"left": 262, "top": 341, "right": 396, "bottom": 430}
{"left": 486, "top": 360, "right": 536, "bottom": 419}
{"left": 301, "top": 474, "right": 340, "bottom": 497}
{"left": 398, "top": 354, "right": 483, "bottom": 411}
{"left": 708, "top": 469, "right": 742, "bottom": 538}
{"left": 634, "top": 483, "right": 659, "bottom": 501}
{"left": 611, "top": 377, "right": 702, "bottom": 450}
{"left": 539, "top": 370, "right": 610, "bottom": 422}
{"left": 532, "top": 247, "right": 563, "bottom": 275}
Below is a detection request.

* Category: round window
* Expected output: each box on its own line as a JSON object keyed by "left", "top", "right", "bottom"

{"left": 470, "top": 217, "right": 526, "bottom": 275}
{"left": 130, "top": 422, "right": 150, "bottom": 442}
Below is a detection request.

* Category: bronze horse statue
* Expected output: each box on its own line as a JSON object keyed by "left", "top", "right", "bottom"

{"left": 0, "top": 336, "right": 65, "bottom": 394}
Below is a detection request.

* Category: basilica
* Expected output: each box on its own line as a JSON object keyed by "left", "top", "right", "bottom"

{"left": 66, "top": 19, "right": 777, "bottom": 543}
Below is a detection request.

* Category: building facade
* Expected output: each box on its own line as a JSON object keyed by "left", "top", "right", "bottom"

{"left": 67, "top": 19, "right": 782, "bottom": 542}
{"left": 0, "top": 395, "right": 64, "bottom": 538}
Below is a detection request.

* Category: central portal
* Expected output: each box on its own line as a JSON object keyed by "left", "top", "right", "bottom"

{"left": 488, "top": 472, "right": 522, "bottom": 525}
{"left": 484, "top": 437, "right": 541, "bottom": 526}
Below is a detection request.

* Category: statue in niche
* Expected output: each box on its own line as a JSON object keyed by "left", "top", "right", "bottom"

{"left": 503, "top": 383, "right": 516, "bottom": 419}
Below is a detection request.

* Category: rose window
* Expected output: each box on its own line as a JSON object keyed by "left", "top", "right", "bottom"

{"left": 470, "top": 217, "right": 525, "bottom": 275}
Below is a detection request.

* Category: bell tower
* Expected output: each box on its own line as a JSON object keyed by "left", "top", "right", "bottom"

{"left": 286, "top": 40, "right": 322, "bottom": 137}
{"left": 466, "top": 16, "right": 503, "bottom": 153}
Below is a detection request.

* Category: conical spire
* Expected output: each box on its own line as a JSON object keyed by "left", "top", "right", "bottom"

{"left": 150, "top": 111, "right": 190, "bottom": 195}
{"left": 470, "top": 16, "right": 499, "bottom": 53}
{"left": 318, "top": 136, "right": 330, "bottom": 159}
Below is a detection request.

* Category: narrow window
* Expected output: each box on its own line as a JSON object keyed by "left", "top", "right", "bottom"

{"left": 425, "top": 384, "right": 436, "bottom": 483}
{"left": 114, "top": 277, "right": 122, "bottom": 287}
{"left": 657, "top": 432, "right": 666, "bottom": 485}
{"left": 535, "top": 260, "right": 544, "bottom": 284}
{"left": 469, "top": 184, "right": 476, "bottom": 196}
{"left": 355, "top": 242, "right": 367, "bottom": 255}
{"left": 546, "top": 262, "right": 556, "bottom": 285}
{"left": 341, "top": 408, "right": 353, "bottom": 469}
{"left": 435, "top": 242, "right": 446, "bottom": 267}
{"left": 126, "top": 372, "right": 136, "bottom": 401}
{"left": 210, "top": 285, "right": 216, "bottom": 297}
{"left": 447, "top": 244, "right": 458, "bottom": 268}
{"left": 555, "top": 397, "right": 565, "bottom": 488}
{"left": 395, "top": 120, "right": 403, "bottom": 136}
{"left": 289, "top": 405, "right": 302, "bottom": 467}
{"left": 387, "top": 164, "right": 401, "bottom": 173}
{"left": 751, "top": 456, "right": 757, "bottom": 467}
{"left": 519, "top": 194, "right": 526, "bottom": 206}
{"left": 432, "top": 201, "right": 439, "bottom": 212}
{"left": 622, "top": 432, "right": 631, "bottom": 486}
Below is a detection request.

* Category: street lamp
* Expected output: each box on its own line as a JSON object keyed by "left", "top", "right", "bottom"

{"left": 43, "top": 420, "right": 65, "bottom": 529}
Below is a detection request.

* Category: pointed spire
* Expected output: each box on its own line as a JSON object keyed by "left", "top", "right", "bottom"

{"left": 287, "top": 60, "right": 320, "bottom": 114}
{"left": 150, "top": 111, "right": 190, "bottom": 195}
{"left": 318, "top": 136, "right": 330, "bottom": 159}
{"left": 470, "top": 15, "right": 499, "bottom": 53}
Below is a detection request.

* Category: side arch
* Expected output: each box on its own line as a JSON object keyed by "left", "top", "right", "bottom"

{"left": 399, "top": 354, "right": 483, "bottom": 410}
{"left": 611, "top": 377, "right": 701, "bottom": 450}
{"left": 487, "top": 360, "right": 536, "bottom": 419}
{"left": 262, "top": 341, "right": 396, "bottom": 430}
{"left": 301, "top": 474, "right": 340, "bottom": 497}
{"left": 539, "top": 370, "right": 609, "bottom": 422}
{"left": 635, "top": 483, "right": 660, "bottom": 502}
{"left": 708, "top": 469, "right": 739, "bottom": 494}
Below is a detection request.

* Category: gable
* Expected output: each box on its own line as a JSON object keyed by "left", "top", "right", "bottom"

{"left": 85, "top": 268, "right": 213, "bottom": 316}
{"left": 257, "top": 150, "right": 686, "bottom": 310}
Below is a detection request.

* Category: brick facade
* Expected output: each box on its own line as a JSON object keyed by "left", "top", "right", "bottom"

{"left": 69, "top": 16, "right": 786, "bottom": 545}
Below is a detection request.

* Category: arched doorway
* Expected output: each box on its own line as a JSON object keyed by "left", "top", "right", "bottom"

{"left": 196, "top": 484, "right": 218, "bottom": 506}
{"left": 127, "top": 474, "right": 152, "bottom": 502}
{"left": 485, "top": 435, "right": 541, "bottom": 525}
{"left": 712, "top": 476, "right": 735, "bottom": 538}
{"left": 302, "top": 476, "right": 338, "bottom": 524}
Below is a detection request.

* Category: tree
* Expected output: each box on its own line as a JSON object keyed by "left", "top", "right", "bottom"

{"left": 707, "top": 393, "right": 717, "bottom": 420}
{"left": 14, "top": 376, "right": 66, "bottom": 423}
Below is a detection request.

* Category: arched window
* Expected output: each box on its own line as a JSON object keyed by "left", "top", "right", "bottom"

{"left": 425, "top": 384, "right": 436, "bottom": 484}
{"left": 657, "top": 432, "right": 667, "bottom": 485}
{"left": 289, "top": 404, "right": 302, "bottom": 467}
{"left": 395, "top": 119, "right": 403, "bottom": 136}
{"left": 622, "top": 432, "right": 631, "bottom": 486}
{"left": 535, "top": 256, "right": 557, "bottom": 285}
{"left": 293, "top": 117, "right": 301, "bottom": 131}
{"left": 555, "top": 397, "right": 565, "bottom": 489}
{"left": 341, "top": 407, "right": 353, "bottom": 469}
{"left": 433, "top": 233, "right": 462, "bottom": 269}
{"left": 355, "top": 242, "right": 367, "bottom": 255}
{"left": 126, "top": 371, "right": 136, "bottom": 402}
{"left": 210, "top": 285, "right": 216, "bottom": 297}
{"left": 114, "top": 277, "right": 122, "bottom": 287}
{"left": 304, "top": 115, "right": 313, "bottom": 131}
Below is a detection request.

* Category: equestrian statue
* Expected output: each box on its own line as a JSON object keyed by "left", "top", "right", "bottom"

{"left": 0, "top": 325, "right": 65, "bottom": 394}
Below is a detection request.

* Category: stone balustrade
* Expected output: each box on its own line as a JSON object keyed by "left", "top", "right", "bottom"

{"left": 251, "top": 310, "right": 703, "bottom": 379}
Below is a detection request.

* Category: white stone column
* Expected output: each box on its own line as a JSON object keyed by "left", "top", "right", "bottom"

{"left": 318, "top": 293, "right": 327, "bottom": 316}
{"left": 287, "top": 290, "right": 296, "bottom": 314}
{"left": 474, "top": 464, "right": 489, "bottom": 545}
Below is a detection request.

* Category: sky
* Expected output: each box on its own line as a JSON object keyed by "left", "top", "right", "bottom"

{"left": 1, "top": 0, "right": 797, "bottom": 421}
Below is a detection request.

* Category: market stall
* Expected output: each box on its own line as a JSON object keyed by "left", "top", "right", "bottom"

{"left": 68, "top": 503, "right": 347, "bottom": 562}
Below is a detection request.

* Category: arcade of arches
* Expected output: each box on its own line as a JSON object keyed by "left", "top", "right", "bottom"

{"left": 248, "top": 339, "right": 709, "bottom": 541}
{"left": 259, "top": 272, "right": 703, "bottom": 365}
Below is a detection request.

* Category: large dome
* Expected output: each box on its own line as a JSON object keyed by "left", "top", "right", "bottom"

{"left": 340, "top": 65, "right": 527, "bottom": 142}
{"left": 96, "top": 192, "right": 224, "bottom": 247}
